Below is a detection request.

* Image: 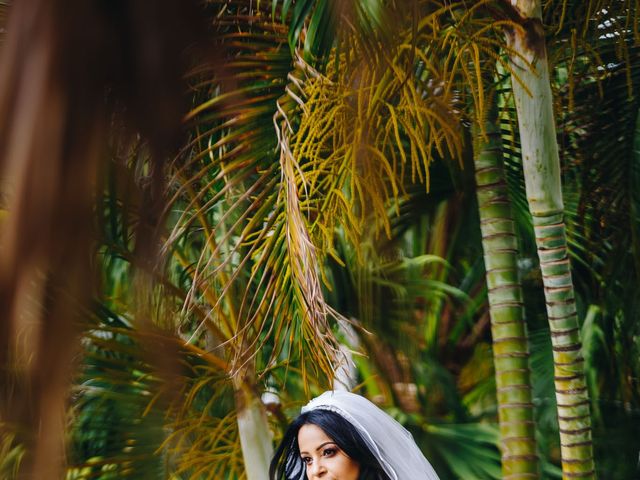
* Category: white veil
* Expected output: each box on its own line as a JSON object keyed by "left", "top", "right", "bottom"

{"left": 301, "top": 391, "right": 439, "bottom": 480}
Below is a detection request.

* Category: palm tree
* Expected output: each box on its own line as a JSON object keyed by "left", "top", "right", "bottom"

{"left": 3, "top": 1, "right": 640, "bottom": 479}
{"left": 474, "top": 99, "right": 538, "bottom": 479}
{"left": 550, "top": 5, "right": 640, "bottom": 474}
{"left": 91, "top": 1, "right": 640, "bottom": 477}
{"left": 505, "top": 1, "right": 596, "bottom": 477}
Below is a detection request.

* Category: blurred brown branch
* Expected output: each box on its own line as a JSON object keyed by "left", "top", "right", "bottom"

{"left": 0, "top": 1, "right": 214, "bottom": 476}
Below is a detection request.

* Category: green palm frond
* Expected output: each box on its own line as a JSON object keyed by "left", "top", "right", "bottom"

{"left": 166, "top": 0, "right": 517, "bottom": 385}
{"left": 67, "top": 304, "right": 246, "bottom": 479}
{"left": 277, "top": 0, "right": 339, "bottom": 62}
{"left": 422, "top": 422, "right": 502, "bottom": 480}
{"left": 162, "top": 372, "right": 243, "bottom": 479}
{"left": 163, "top": 0, "right": 344, "bottom": 384}
{"left": 68, "top": 313, "right": 173, "bottom": 479}
{"left": 559, "top": 45, "right": 640, "bottom": 273}
{"left": 54, "top": 2, "right": 640, "bottom": 479}
{"left": 0, "top": 430, "right": 23, "bottom": 480}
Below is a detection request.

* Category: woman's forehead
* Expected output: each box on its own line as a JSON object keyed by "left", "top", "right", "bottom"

{"left": 297, "top": 423, "right": 334, "bottom": 452}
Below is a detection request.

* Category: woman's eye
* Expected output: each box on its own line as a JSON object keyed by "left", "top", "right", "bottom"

{"left": 322, "top": 448, "right": 336, "bottom": 457}
{"left": 301, "top": 456, "right": 312, "bottom": 465}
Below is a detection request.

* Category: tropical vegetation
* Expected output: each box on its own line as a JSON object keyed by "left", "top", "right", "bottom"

{"left": 0, "top": 0, "right": 638, "bottom": 479}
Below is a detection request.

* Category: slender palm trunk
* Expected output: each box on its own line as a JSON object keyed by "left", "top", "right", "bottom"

{"left": 506, "top": 2, "right": 596, "bottom": 478}
{"left": 474, "top": 105, "right": 539, "bottom": 479}
{"left": 233, "top": 373, "right": 273, "bottom": 480}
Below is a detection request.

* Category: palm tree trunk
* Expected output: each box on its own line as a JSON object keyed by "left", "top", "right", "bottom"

{"left": 474, "top": 104, "right": 539, "bottom": 479}
{"left": 506, "top": 1, "right": 596, "bottom": 478}
{"left": 233, "top": 373, "right": 273, "bottom": 480}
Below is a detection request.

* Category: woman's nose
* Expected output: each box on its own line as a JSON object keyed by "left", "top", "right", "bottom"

{"left": 309, "top": 460, "right": 326, "bottom": 477}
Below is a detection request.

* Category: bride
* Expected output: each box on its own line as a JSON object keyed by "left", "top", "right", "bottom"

{"left": 269, "top": 390, "right": 440, "bottom": 480}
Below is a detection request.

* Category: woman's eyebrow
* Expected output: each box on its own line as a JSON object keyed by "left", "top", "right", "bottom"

{"left": 300, "top": 441, "right": 336, "bottom": 456}
{"left": 315, "top": 441, "right": 336, "bottom": 451}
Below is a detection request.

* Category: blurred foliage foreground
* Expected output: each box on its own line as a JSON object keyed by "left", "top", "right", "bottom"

{"left": 1, "top": 0, "right": 639, "bottom": 479}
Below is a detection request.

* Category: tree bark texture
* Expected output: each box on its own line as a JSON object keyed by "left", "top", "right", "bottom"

{"left": 506, "top": 1, "right": 596, "bottom": 478}
{"left": 234, "top": 375, "right": 273, "bottom": 480}
{"left": 475, "top": 108, "right": 539, "bottom": 479}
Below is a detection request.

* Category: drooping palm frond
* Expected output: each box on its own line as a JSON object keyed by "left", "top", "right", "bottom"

{"left": 162, "top": 0, "right": 347, "bottom": 386}
{"left": 269, "top": 1, "right": 534, "bottom": 310}
{"left": 166, "top": 0, "right": 515, "bottom": 383}
{"left": 422, "top": 423, "right": 502, "bottom": 479}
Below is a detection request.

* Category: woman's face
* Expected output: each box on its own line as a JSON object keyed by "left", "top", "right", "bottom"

{"left": 297, "top": 423, "right": 360, "bottom": 480}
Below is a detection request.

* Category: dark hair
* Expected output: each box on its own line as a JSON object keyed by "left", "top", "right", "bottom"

{"left": 269, "top": 409, "right": 391, "bottom": 480}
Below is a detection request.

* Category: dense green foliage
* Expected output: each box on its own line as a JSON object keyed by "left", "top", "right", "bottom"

{"left": 67, "top": 1, "right": 640, "bottom": 478}
{"left": 0, "top": 0, "right": 639, "bottom": 479}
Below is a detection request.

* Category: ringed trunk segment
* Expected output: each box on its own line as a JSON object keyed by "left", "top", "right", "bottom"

{"left": 506, "top": 1, "right": 597, "bottom": 477}
{"left": 533, "top": 214, "right": 595, "bottom": 479}
{"left": 475, "top": 118, "right": 539, "bottom": 479}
